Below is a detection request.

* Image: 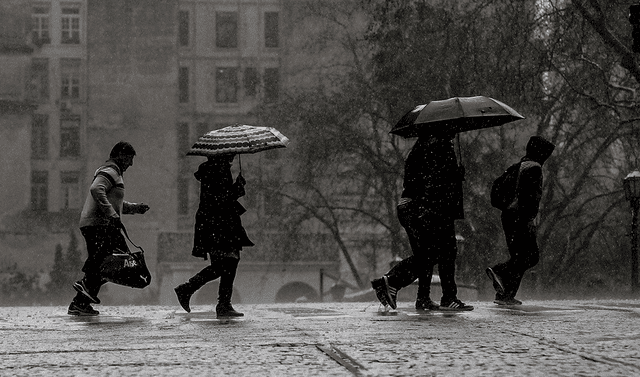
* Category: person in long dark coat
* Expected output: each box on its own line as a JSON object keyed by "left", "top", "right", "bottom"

{"left": 371, "top": 132, "right": 473, "bottom": 311}
{"left": 174, "top": 154, "right": 254, "bottom": 317}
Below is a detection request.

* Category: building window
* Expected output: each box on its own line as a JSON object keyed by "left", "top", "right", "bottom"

{"left": 61, "top": 5, "right": 81, "bottom": 44}
{"left": 216, "top": 12, "right": 237, "bottom": 48}
{"left": 177, "top": 122, "right": 190, "bottom": 154}
{"left": 177, "top": 177, "right": 189, "bottom": 215}
{"left": 244, "top": 67, "right": 258, "bottom": 97}
{"left": 265, "top": 12, "right": 279, "bottom": 48}
{"left": 32, "top": 5, "right": 50, "bottom": 44}
{"left": 28, "top": 58, "right": 49, "bottom": 103}
{"left": 31, "top": 114, "right": 49, "bottom": 160}
{"left": 60, "top": 116, "right": 80, "bottom": 158}
{"left": 60, "top": 171, "right": 80, "bottom": 210}
{"left": 61, "top": 59, "right": 81, "bottom": 100}
{"left": 216, "top": 67, "right": 238, "bottom": 103}
{"left": 264, "top": 68, "right": 279, "bottom": 103}
{"left": 31, "top": 171, "right": 48, "bottom": 211}
{"left": 178, "top": 10, "right": 190, "bottom": 47}
{"left": 179, "top": 67, "right": 189, "bottom": 103}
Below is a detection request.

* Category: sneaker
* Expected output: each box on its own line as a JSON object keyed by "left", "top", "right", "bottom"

{"left": 371, "top": 277, "right": 388, "bottom": 307}
{"left": 494, "top": 297, "right": 522, "bottom": 306}
{"left": 73, "top": 280, "right": 100, "bottom": 304}
{"left": 485, "top": 267, "right": 505, "bottom": 295}
{"left": 415, "top": 298, "right": 440, "bottom": 311}
{"left": 440, "top": 299, "right": 474, "bottom": 311}
{"left": 68, "top": 302, "right": 99, "bottom": 316}
{"left": 371, "top": 276, "right": 397, "bottom": 309}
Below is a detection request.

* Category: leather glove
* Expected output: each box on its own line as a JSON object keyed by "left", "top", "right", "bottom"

{"left": 136, "top": 203, "right": 150, "bottom": 214}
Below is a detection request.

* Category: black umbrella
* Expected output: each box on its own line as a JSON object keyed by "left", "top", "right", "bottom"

{"left": 390, "top": 96, "right": 525, "bottom": 138}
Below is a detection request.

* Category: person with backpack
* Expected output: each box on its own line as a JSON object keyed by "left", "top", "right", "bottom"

{"left": 68, "top": 141, "right": 150, "bottom": 316}
{"left": 486, "top": 135, "right": 555, "bottom": 305}
{"left": 371, "top": 132, "right": 473, "bottom": 311}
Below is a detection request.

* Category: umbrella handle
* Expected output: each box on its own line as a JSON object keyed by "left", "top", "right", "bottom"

{"left": 238, "top": 154, "right": 242, "bottom": 173}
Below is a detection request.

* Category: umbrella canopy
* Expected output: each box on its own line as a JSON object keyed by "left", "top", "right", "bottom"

{"left": 390, "top": 96, "right": 525, "bottom": 138}
{"left": 187, "top": 124, "right": 290, "bottom": 157}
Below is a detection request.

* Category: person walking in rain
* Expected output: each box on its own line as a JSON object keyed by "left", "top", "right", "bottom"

{"left": 174, "top": 154, "right": 254, "bottom": 317}
{"left": 69, "top": 141, "right": 150, "bottom": 316}
{"left": 371, "top": 132, "right": 473, "bottom": 311}
{"left": 486, "top": 135, "right": 555, "bottom": 305}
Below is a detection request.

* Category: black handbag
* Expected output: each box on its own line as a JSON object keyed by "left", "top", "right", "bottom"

{"left": 99, "top": 226, "right": 152, "bottom": 289}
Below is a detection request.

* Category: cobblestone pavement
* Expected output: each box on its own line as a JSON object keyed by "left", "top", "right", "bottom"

{"left": 0, "top": 299, "right": 639, "bottom": 376}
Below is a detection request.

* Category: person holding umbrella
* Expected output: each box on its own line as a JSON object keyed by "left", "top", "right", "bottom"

{"left": 175, "top": 124, "right": 289, "bottom": 317}
{"left": 372, "top": 96, "right": 526, "bottom": 311}
{"left": 371, "top": 132, "right": 473, "bottom": 311}
{"left": 174, "top": 154, "right": 254, "bottom": 317}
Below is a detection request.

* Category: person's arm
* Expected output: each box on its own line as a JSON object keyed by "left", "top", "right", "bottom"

{"left": 123, "top": 202, "right": 150, "bottom": 215}
{"left": 516, "top": 165, "right": 543, "bottom": 221}
{"left": 90, "top": 174, "right": 117, "bottom": 218}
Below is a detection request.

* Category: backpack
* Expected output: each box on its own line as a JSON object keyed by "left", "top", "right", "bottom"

{"left": 490, "top": 162, "right": 521, "bottom": 210}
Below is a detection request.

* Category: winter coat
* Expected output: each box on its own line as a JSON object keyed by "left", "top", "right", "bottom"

{"left": 511, "top": 136, "right": 555, "bottom": 221}
{"left": 192, "top": 159, "right": 254, "bottom": 260}
{"left": 401, "top": 136, "right": 464, "bottom": 220}
{"left": 79, "top": 161, "right": 138, "bottom": 228}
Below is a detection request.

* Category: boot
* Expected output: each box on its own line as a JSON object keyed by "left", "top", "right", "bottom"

{"left": 216, "top": 302, "right": 244, "bottom": 317}
{"left": 174, "top": 265, "right": 221, "bottom": 313}
{"left": 216, "top": 258, "right": 243, "bottom": 318}
{"left": 174, "top": 284, "right": 194, "bottom": 313}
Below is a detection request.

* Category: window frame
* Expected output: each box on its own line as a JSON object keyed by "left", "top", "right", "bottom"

{"left": 31, "top": 171, "right": 49, "bottom": 212}
{"left": 215, "top": 66, "right": 239, "bottom": 103}
{"left": 59, "top": 115, "right": 81, "bottom": 158}
{"left": 31, "top": 5, "right": 51, "bottom": 44}
{"left": 61, "top": 5, "right": 81, "bottom": 45}
{"left": 178, "top": 10, "right": 190, "bottom": 47}
{"left": 60, "top": 171, "right": 81, "bottom": 210}
{"left": 264, "top": 12, "right": 279, "bottom": 48}
{"left": 215, "top": 11, "right": 238, "bottom": 48}
{"left": 178, "top": 66, "right": 190, "bottom": 103}
{"left": 60, "top": 58, "right": 81, "bottom": 100}
{"left": 31, "top": 114, "right": 49, "bottom": 160}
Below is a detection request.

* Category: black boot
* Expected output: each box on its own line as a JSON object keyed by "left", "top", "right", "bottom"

{"left": 175, "top": 265, "right": 221, "bottom": 313}
{"left": 216, "top": 258, "right": 243, "bottom": 318}
{"left": 174, "top": 284, "right": 194, "bottom": 313}
{"left": 216, "top": 302, "right": 244, "bottom": 317}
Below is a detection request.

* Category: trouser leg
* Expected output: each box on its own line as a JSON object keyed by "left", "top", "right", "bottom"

{"left": 494, "top": 213, "right": 539, "bottom": 299}
{"left": 416, "top": 267, "right": 434, "bottom": 300}
{"left": 217, "top": 257, "right": 239, "bottom": 304}
{"left": 437, "top": 220, "right": 458, "bottom": 302}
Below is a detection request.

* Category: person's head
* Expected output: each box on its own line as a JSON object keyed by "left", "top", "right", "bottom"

{"left": 525, "top": 135, "right": 555, "bottom": 164}
{"left": 109, "top": 141, "right": 136, "bottom": 172}
{"left": 207, "top": 153, "right": 235, "bottom": 165}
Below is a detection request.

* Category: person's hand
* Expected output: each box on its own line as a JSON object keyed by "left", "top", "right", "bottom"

{"left": 136, "top": 203, "right": 150, "bottom": 214}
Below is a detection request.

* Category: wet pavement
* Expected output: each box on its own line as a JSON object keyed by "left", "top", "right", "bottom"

{"left": 1, "top": 299, "right": 639, "bottom": 376}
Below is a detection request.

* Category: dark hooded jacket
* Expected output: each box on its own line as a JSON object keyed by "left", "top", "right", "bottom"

{"left": 401, "top": 135, "right": 464, "bottom": 220}
{"left": 192, "top": 158, "right": 254, "bottom": 259}
{"left": 512, "top": 136, "right": 555, "bottom": 221}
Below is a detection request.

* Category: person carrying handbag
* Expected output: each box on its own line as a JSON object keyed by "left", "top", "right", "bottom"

{"left": 68, "top": 141, "right": 150, "bottom": 316}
